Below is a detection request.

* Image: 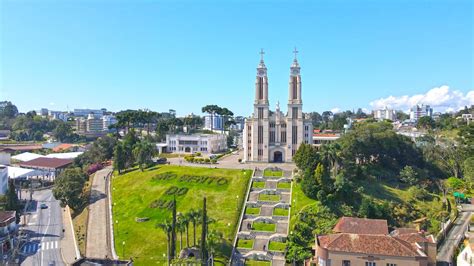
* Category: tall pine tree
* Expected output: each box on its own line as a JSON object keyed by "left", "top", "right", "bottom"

{"left": 200, "top": 197, "right": 208, "bottom": 264}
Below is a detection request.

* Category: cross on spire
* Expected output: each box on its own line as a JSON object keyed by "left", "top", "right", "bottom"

{"left": 259, "top": 48, "right": 265, "bottom": 61}
{"left": 293, "top": 47, "right": 298, "bottom": 60}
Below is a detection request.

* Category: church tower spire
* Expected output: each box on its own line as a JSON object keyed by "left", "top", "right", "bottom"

{"left": 288, "top": 47, "right": 302, "bottom": 104}
{"left": 255, "top": 49, "right": 269, "bottom": 105}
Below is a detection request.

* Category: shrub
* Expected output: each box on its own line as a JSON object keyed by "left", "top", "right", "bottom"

{"left": 204, "top": 158, "right": 211, "bottom": 163}
{"left": 87, "top": 163, "right": 103, "bottom": 175}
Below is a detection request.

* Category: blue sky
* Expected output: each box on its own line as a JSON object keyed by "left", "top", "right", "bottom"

{"left": 1, "top": 0, "right": 472, "bottom": 116}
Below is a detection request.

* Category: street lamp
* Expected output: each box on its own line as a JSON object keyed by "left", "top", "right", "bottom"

{"left": 115, "top": 220, "right": 119, "bottom": 236}
{"left": 236, "top": 195, "right": 239, "bottom": 211}
{"left": 122, "top": 241, "right": 125, "bottom": 258}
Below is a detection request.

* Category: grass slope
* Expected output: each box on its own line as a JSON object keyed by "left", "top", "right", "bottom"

{"left": 112, "top": 165, "right": 252, "bottom": 265}
{"left": 290, "top": 176, "right": 445, "bottom": 232}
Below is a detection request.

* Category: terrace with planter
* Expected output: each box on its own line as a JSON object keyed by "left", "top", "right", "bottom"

{"left": 232, "top": 167, "right": 293, "bottom": 266}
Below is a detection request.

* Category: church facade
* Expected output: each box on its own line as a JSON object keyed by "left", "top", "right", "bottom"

{"left": 243, "top": 50, "right": 313, "bottom": 163}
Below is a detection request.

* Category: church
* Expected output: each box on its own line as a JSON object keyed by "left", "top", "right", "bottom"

{"left": 243, "top": 50, "right": 313, "bottom": 163}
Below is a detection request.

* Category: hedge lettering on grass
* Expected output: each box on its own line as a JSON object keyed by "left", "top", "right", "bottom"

{"left": 153, "top": 172, "right": 229, "bottom": 186}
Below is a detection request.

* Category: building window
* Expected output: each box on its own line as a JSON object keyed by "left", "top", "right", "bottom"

{"left": 258, "top": 77, "right": 264, "bottom": 99}
{"left": 281, "top": 132, "right": 286, "bottom": 144}
{"left": 258, "top": 107, "right": 264, "bottom": 119}
{"left": 292, "top": 76, "right": 298, "bottom": 99}
{"left": 292, "top": 125, "right": 298, "bottom": 144}
{"left": 270, "top": 131, "right": 275, "bottom": 143}
{"left": 365, "top": 263, "right": 376, "bottom": 266}
{"left": 258, "top": 126, "right": 263, "bottom": 144}
{"left": 342, "top": 261, "right": 351, "bottom": 266}
{"left": 292, "top": 107, "right": 298, "bottom": 119}
{"left": 386, "top": 264, "right": 396, "bottom": 266}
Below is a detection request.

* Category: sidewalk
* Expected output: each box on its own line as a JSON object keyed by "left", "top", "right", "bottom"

{"left": 60, "top": 206, "right": 81, "bottom": 264}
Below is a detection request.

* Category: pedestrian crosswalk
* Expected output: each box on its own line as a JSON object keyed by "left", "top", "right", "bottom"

{"left": 41, "top": 241, "right": 58, "bottom": 250}
{"left": 22, "top": 241, "right": 59, "bottom": 254}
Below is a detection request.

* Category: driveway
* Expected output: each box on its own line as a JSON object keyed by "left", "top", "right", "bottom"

{"left": 86, "top": 167, "right": 113, "bottom": 259}
{"left": 437, "top": 209, "right": 472, "bottom": 264}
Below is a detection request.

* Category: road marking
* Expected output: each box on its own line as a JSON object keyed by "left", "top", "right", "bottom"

{"left": 55, "top": 241, "right": 58, "bottom": 249}
{"left": 40, "top": 194, "right": 53, "bottom": 266}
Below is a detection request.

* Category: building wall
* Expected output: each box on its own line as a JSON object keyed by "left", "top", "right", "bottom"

{"left": 166, "top": 134, "right": 227, "bottom": 154}
{"left": 314, "top": 251, "right": 428, "bottom": 266}
{"left": 204, "top": 115, "right": 224, "bottom": 131}
{"left": 0, "top": 167, "right": 7, "bottom": 195}
{"left": 0, "top": 152, "right": 11, "bottom": 166}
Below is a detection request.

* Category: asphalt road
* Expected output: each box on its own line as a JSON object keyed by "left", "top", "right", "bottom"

{"left": 20, "top": 189, "right": 65, "bottom": 266}
{"left": 437, "top": 206, "right": 472, "bottom": 265}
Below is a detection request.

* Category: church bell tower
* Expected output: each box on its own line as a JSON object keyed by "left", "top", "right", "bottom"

{"left": 286, "top": 48, "right": 304, "bottom": 160}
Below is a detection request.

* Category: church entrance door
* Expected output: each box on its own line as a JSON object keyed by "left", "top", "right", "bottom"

{"left": 185, "top": 147, "right": 191, "bottom": 153}
{"left": 273, "top": 151, "right": 283, "bottom": 163}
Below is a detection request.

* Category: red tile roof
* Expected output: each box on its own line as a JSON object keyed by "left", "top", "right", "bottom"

{"left": 333, "top": 217, "right": 389, "bottom": 235}
{"left": 318, "top": 233, "right": 424, "bottom": 257}
{"left": 52, "top": 143, "right": 75, "bottom": 152}
{"left": 19, "top": 157, "right": 73, "bottom": 169}
{"left": 0, "top": 211, "right": 16, "bottom": 227}
{"left": 313, "top": 133, "right": 339, "bottom": 137}
{"left": 0, "top": 144, "right": 43, "bottom": 152}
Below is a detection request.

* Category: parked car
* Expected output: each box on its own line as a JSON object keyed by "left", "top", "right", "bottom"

{"left": 40, "top": 203, "right": 48, "bottom": 209}
{"left": 156, "top": 157, "right": 167, "bottom": 164}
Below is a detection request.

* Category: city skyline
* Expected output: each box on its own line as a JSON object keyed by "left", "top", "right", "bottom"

{"left": 1, "top": 0, "right": 473, "bottom": 116}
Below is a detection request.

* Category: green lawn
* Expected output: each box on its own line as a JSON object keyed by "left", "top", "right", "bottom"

{"left": 259, "top": 194, "right": 280, "bottom": 202}
{"left": 268, "top": 241, "right": 286, "bottom": 251}
{"left": 277, "top": 182, "right": 291, "bottom": 189}
{"left": 237, "top": 239, "right": 254, "bottom": 249}
{"left": 263, "top": 170, "right": 283, "bottom": 177}
{"left": 112, "top": 165, "right": 252, "bottom": 265}
{"left": 273, "top": 208, "right": 289, "bottom": 216}
{"left": 252, "top": 222, "right": 276, "bottom": 232}
{"left": 245, "top": 260, "right": 271, "bottom": 266}
{"left": 252, "top": 181, "right": 266, "bottom": 188}
{"left": 290, "top": 181, "right": 318, "bottom": 228}
{"left": 246, "top": 207, "right": 260, "bottom": 215}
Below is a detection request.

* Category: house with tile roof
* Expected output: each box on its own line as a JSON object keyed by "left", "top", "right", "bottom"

{"left": 309, "top": 217, "right": 436, "bottom": 266}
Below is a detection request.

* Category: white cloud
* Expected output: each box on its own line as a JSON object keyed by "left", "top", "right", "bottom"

{"left": 330, "top": 107, "right": 341, "bottom": 114}
{"left": 370, "top": 85, "right": 474, "bottom": 112}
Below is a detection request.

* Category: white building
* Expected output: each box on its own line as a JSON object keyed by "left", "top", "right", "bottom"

{"left": 410, "top": 104, "right": 433, "bottom": 121}
{"left": 73, "top": 108, "right": 105, "bottom": 117}
{"left": 166, "top": 134, "right": 227, "bottom": 154}
{"left": 48, "top": 110, "right": 70, "bottom": 121}
{"left": 204, "top": 115, "right": 224, "bottom": 131}
{"left": 243, "top": 49, "right": 312, "bottom": 163}
{"left": 373, "top": 107, "right": 396, "bottom": 121}
{"left": 102, "top": 115, "right": 118, "bottom": 131}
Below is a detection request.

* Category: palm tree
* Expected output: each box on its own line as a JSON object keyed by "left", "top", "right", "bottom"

{"left": 176, "top": 213, "right": 186, "bottom": 251}
{"left": 207, "top": 230, "right": 223, "bottom": 266}
{"left": 157, "top": 219, "right": 173, "bottom": 265}
{"left": 188, "top": 209, "right": 202, "bottom": 247}
{"left": 183, "top": 212, "right": 191, "bottom": 247}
